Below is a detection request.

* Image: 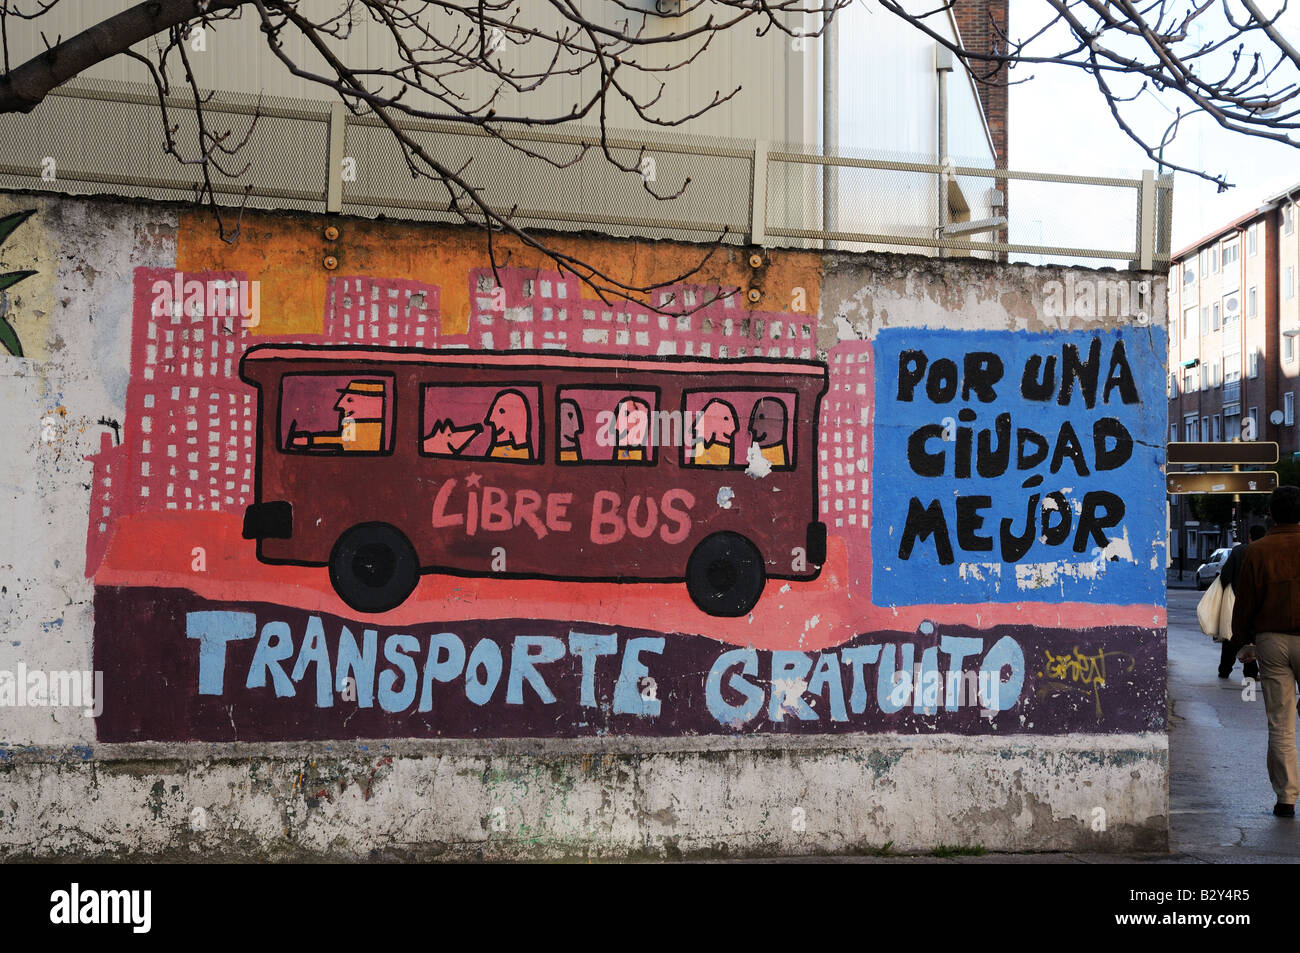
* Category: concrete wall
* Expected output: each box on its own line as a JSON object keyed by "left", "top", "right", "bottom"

{"left": 0, "top": 191, "right": 1168, "bottom": 858}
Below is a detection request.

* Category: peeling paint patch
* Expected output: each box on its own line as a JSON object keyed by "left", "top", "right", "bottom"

{"left": 958, "top": 563, "right": 1002, "bottom": 583}
{"left": 1100, "top": 527, "right": 1137, "bottom": 564}
{"left": 1015, "top": 560, "right": 1102, "bottom": 590}
{"left": 771, "top": 678, "right": 809, "bottom": 719}
{"left": 744, "top": 444, "right": 772, "bottom": 479}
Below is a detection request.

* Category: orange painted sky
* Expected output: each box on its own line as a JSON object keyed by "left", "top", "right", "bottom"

{"left": 175, "top": 209, "right": 822, "bottom": 339}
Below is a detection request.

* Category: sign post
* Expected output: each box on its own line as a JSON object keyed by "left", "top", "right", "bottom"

{"left": 1167, "top": 440, "right": 1279, "bottom": 568}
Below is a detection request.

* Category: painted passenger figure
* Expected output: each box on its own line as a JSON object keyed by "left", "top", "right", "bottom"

{"left": 690, "top": 398, "right": 737, "bottom": 466}
{"left": 613, "top": 397, "right": 650, "bottom": 461}
{"left": 486, "top": 389, "right": 534, "bottom": 460}
{"left": 290, "top": 379, "right": 386, "bottom": 451}
{"left": 559, "top": 398, "right": 583, "bottom": 462}
{"left": 748, "top": 397, "right": 789, "bottom": 467}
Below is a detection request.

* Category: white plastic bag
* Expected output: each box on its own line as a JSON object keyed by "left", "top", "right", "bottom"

{"left": 1197, "top": 580, "right": 1224, "bottom": 639}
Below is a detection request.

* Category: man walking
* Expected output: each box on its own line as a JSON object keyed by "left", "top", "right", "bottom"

{"left": 1231, "top": 485, "right": 1300, "bottom": 818}
{"left": 1218, "top": 524, "right": 1265, "bottom": 680}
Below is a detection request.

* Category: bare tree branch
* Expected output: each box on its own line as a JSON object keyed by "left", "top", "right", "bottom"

{"left": 3, "top": 0, "right": 1297, "bottom": 300}
{"left": 877, "top": 0, "right": 1300, "bottom": 187}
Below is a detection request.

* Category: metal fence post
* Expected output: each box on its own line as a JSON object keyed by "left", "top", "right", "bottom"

{"left": 326, "top": 101, "right": 347, "bottom": 214}
{"left": 1157, "top": 172, "right": 1175, "bottom": 262}
{"left": 1138, "top": 169, "right": 1155, "bottom": 270}
{"left": 750, "top": 139, "right": 768, "bottom": 247}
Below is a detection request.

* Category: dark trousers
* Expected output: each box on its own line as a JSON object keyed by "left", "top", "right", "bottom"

{"left": 1221, "top": 638, "right": 1260, "bottom": 679}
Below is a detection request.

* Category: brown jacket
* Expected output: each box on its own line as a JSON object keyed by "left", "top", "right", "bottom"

{"left": 1231, "top": 524, "right": 1300, "bottom": 646}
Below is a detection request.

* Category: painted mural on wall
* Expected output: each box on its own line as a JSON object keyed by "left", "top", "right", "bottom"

{"left": 77, "top": 215, "right": 1166, "bottom": 742}
{"left": 0, "top": 209, "right": 37, "bottom": 356}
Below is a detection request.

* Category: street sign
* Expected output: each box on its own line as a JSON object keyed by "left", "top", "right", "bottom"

{"left": 1166, "top": 471, "right": 1278, "bottom": 495}
{"left": 1167, "top": 441, "right": 1279, "bottom": 465}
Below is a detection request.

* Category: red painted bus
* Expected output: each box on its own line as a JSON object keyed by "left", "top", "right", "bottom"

{"left": 239, "top": 346, "right": 828, "bottom": 616}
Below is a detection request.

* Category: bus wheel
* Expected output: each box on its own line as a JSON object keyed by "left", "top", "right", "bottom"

{"left": 329, "top": 523, "right": 420, "bottom": 613}
{"left": 686, "top": 532, "right": 766, "bottom": 617}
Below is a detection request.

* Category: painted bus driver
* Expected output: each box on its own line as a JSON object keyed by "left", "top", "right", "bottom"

{"left": 289, "top": 379, "right": 386, "bottom": 452}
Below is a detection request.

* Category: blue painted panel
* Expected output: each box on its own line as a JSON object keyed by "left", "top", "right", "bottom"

{"left": 871, "top": 327, "right": 1166, "bottom": 605}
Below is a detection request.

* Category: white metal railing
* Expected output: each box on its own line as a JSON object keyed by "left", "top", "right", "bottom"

{"left": 0, "top": 80, "right": 1174, "bottom": 268}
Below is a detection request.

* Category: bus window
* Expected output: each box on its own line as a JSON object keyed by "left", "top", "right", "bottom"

{"left": 280, "top": 374, "right": 394, "bottom": 454}
{"left": 556, "top": 387, "right": 659, "bottom": 464}
{"left": 683, "top": 390, "right": 795, "bottom": 470}
{"left": 421, "top": 383, "right": 541, "bottom": 462}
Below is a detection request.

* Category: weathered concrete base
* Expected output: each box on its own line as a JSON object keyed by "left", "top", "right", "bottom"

{"left": 0, "top": 733, "right": 1167, "bottom": 860}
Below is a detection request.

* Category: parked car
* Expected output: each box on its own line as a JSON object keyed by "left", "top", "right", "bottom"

{"left": 1196, "top": 547, "right": 1233, "bottom": 590}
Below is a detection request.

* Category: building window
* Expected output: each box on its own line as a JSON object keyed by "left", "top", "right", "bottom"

{"left": 1225, "top": 352, "right": 1240, "bottom": 392}
{"left": 1247, "top": 406, "right": 1259, "bottom": 440}
{"left": 1249, "top": 349, "right": 1260, "bottom": 378}
{"left": 1169, "top": 372, "right": 1178, "bottom": 397}
{"left": 1170, "top": 422, "right": 1179, "bottom": 442}
{"left": 1288, "top": 335, "right": 1296, "bottom": 363}
{"left": 1249, "top": 224, "right": 1258, "bottom": 255}
{"left": 1212, "top": 302, "right": 1220, "bottom": 329}
{"left": 1222, "top": 351, "right": 1242, "bottom": 408}
{"left": 1184, "top": 262, "right": 1196, "bottom": 285}
{"left": 1185, "top": 370, "right": 1196, "bottom": 393}
{"left": 1211, "top": 246, "right": 1220, "bottom": 273}
{"left": 1223, "top": 240, "right": 1239, "bottom": 266}
{"left": 1184, "top": 414, "right": 1199, "bottom": 440}
{"left": 1183, "top": 305, "right": 1195, "bottom": 339}
{"left": 1201, "top": 306, "right": 1209, "bottom": 334}
{"left": 1286, "top": 204, "right": 1295, "bottom": 236}
{"left": 1200, "top": 248, "right": 1211, "bottom": 273}
{"left": 1212, "top": 414, "right": 1222, "bottom": 441}
{"left": 1287, "top": 392, "right": 1296, "bottom": 427}
{"left": 1248, "top": 286, "right": 1257, "bottom": 317}
{"left": 1287, "top": 266, "right": 1295, "bottom": 299}
{"left": 1201, "top": 415, "right": 1210, "bottom": 440}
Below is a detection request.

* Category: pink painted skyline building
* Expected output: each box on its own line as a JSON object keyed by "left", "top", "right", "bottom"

{"left": 821, "top": 341, "right": 874, "bottom": 586}
{"left": 323, "top": 275, "right": 443, "bottom": 347}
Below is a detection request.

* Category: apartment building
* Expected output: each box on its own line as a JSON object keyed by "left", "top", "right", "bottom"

{"left": 1167, "top": 182, "right": 1300, "bottom": 563}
